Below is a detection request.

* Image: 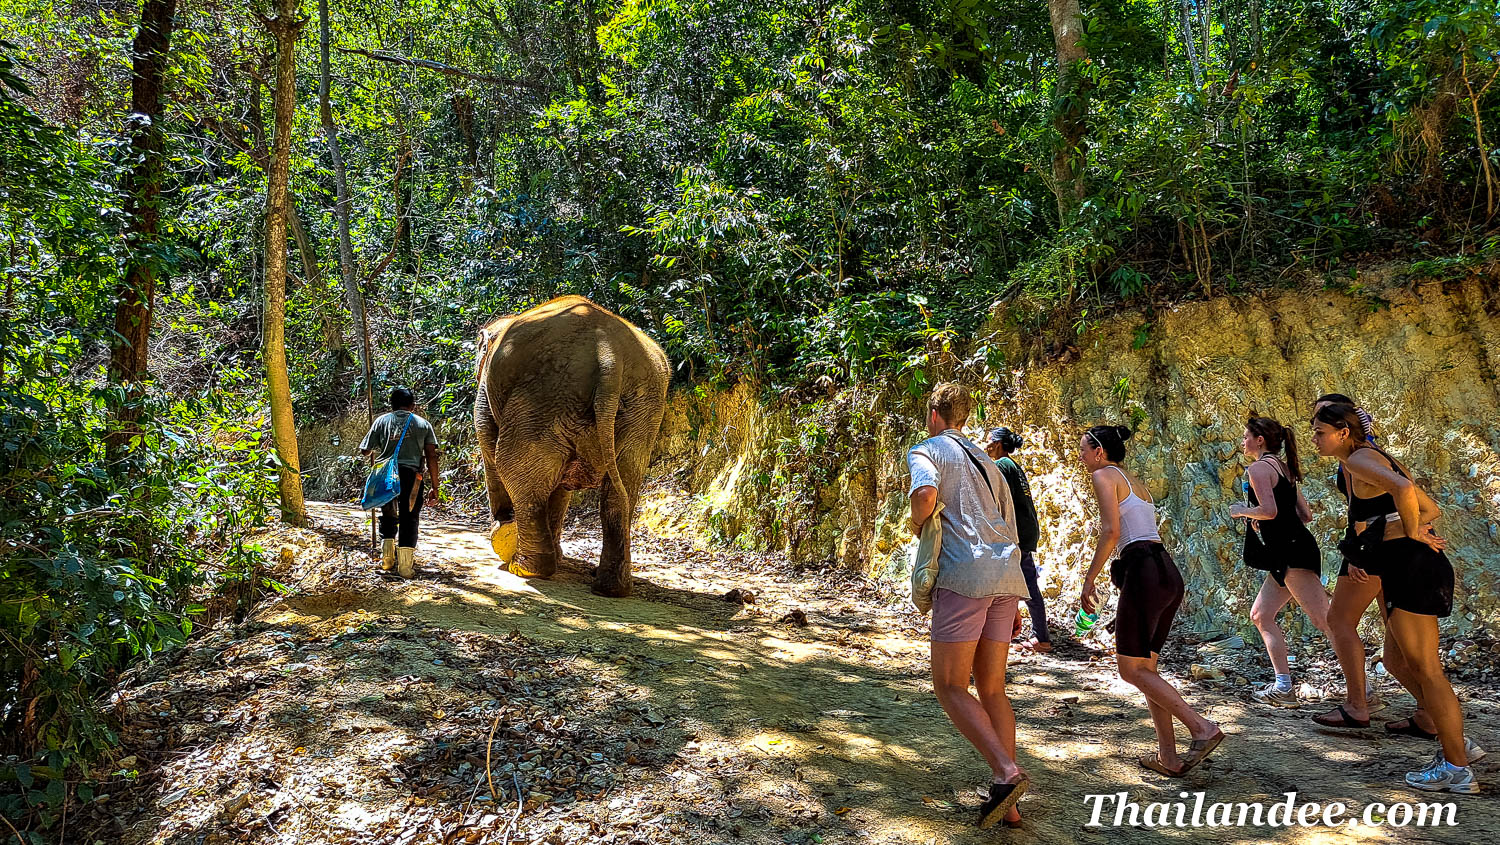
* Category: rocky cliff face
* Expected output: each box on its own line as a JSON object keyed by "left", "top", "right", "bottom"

{"left": 645, "top": 271, "right": 1500, "bottom": 637}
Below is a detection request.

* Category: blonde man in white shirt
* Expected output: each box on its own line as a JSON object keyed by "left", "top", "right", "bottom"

{"left": 908, "top": 383, "right": 1030, "bottom": 828}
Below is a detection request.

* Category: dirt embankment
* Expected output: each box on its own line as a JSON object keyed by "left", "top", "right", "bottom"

{"left": 75, "top": 498, "right": 1500, "bottom": 844}
{"left": 649, "top": 270, "right": 1500, "bottom": 643}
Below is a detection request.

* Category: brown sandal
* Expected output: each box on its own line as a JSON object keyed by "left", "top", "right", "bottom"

{"left": 1186, "top": 729, "right": 1225, "bottom": 766}
{"left": 1139, "top": 752, "right": 1191, "bottom": 778}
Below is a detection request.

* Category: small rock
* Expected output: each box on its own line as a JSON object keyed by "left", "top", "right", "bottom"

{"left": 1190, "top": 664, "right": 1225, "bottom": 681}
{"left": 219, "top": 791, "right": 253, "bottom": 820}
{"left": 1060, "top": 695, "right": 1080, "bottom": 705}
{"left": 1200, "top": 635, "right": 1244, "bottom": 653}
{"left": 780, "top": 609, "right": 809, "bottom": 627}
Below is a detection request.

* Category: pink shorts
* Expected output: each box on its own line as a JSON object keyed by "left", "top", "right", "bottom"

{"left": 930, "top": 589, "right": 1020, "bottom": 643}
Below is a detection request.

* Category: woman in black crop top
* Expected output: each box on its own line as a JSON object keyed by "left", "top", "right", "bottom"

{"left": 1228, "top": 415, "right": 1329, "bottom": 708}
{"left": 1311, "top": 393, "right": 1388, "bottom": 733}
{"left": 1309, "top": 403, "right": 1474, "bottom": 793}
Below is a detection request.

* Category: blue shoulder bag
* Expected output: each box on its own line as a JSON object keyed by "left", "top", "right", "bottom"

{"left": 361, "top": 413, "right": 414, "bottom": 510}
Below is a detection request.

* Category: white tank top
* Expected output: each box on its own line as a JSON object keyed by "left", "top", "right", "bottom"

{"left": 1110, "top": 465, "right": 1161, "bottom": 553}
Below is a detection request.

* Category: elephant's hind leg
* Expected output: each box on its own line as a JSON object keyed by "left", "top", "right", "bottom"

{"left": 593, "top": 477, "right": 633, "bottom": 597}
{"left": 594, "top": 417, "right": 654, "bottom": 597}
{"left": 591, "top": 465, "right": 645, "bottom": 597}
{"left": 509, "top": 498, "right": 559, "bottom": 579}
{"left": 545, "top": 487, "right": 572, "bottom": 554}
{"left": 503, "top": 457, "right": 564, "bottom": 579}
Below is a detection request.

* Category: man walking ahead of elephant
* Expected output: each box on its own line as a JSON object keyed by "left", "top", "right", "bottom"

{"left": 360, "top": 387, "right": 440, "bottom": 578}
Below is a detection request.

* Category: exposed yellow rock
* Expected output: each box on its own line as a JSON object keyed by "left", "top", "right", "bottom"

{"left": 647, "top": 270, "right": 1500, "bottom": 637}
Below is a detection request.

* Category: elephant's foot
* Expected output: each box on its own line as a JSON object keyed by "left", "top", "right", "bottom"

{"left": 590, "top": 578, "right": 632, "bottom": 598}
{"left": 509, "top": 551, "right": 557, "bottom": 579}
{"left": 489, "top": 520, "right": 518, "bottom": 564}
{"left": 591, "top": 564, "right": 632, "bottom": 597}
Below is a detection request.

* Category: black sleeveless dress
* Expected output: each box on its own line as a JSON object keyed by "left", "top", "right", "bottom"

{"left": 1244, "top": 458, "right": 1320, "bottom": 586}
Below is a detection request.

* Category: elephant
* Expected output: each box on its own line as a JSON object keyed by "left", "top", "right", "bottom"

{"left": 473, "top": 295, "right": 670, "bottom": 597}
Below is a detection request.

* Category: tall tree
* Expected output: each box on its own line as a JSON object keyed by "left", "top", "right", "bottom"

{"left": 107, "top": 0, "right": 177, "bottom": 455}
{"left": 1181, "top": 0, "right": 1204, "bottom": 87}
{"left": 319, "top": 0, "right": 375, "bottom": 422}
{"left": 1048, "top": 0, "right": 1089, "bottom": 219}
{"left": 259, "top": 0, "right": 307, "bottom": 526}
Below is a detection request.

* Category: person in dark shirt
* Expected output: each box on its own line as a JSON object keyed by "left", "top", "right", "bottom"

{"left": 985, "top": 428, "right": 1049, "bottom": 653}
{"left": 359, "top": 387, "right": 440, "bottom": 577}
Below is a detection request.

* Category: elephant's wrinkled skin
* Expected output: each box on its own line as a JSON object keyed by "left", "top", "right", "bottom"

{"left": 473, "top": 296, "right": 669, "bottom": 596}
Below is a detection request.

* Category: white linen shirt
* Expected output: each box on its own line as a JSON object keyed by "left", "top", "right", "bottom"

{"left": 908, "top": 430, "right": 1027, "bottom": 598}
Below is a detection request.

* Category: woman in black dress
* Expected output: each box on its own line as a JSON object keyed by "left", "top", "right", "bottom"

{"left": 1229, "top": 415, "right": 1329, "bottom": 707}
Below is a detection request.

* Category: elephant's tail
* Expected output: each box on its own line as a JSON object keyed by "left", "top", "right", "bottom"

{"left": 595, "top": 340, "right": 630, "bottom": 506}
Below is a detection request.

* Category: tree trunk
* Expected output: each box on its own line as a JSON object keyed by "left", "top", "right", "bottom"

{"left": 1200, "top": 0, "right": 1211, "bottom": 76}
{"left": 288, "top": 205, "right": 350, "bottom": 366}
{"left": 1250, "top": 0, "right": 1263, "bottom": 64}
{"left": 1181, "top": 0, "right": 1203, "bottom": 88}
{"left": 260, "top": 0, "right": 307, "bottom": 526}
{"left": 582, "top": 0, "right": 606, "bottom": 102}
{"left": 1048, "top": 0, "right": 1089, "bottom": 221}
{"left": 60, "top": 0, "right": 104, "bottom": 123}
{"left": 319, "top": 0, "right": 375, "bottom": 422}
{"left": 244, "top": 64, "right": 348, "bottom": 370}
{"left": 393, "top": 130, "right": 415, "bottom": 275}
{"left": 452, "top": 92, "right": 479, "bottom": 185}
{"left": 107, "top": 0, "right": 177, "bottom": 456}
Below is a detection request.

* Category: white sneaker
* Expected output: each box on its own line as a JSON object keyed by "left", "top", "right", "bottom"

{"left": 1406, "top": 763, "right": 1479, "bottom": 794}
{"left": 1252, "top": 682, "right": 1300, "bottom": 708}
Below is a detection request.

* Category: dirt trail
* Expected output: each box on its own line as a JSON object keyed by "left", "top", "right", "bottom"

{"left": 98, "top": 499, "right": 1497, "bottom": 845}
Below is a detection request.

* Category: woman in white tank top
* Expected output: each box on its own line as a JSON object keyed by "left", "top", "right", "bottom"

{"left": 1077, "top": 425, "right": 1223, "bottom": 777}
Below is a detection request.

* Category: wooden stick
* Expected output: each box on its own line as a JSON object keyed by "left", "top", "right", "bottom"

{"left": 485, "top": 710, "right": 502, "bottom": 801}
{"left": 369, "top": 455, "right": 378, "bottom": 550}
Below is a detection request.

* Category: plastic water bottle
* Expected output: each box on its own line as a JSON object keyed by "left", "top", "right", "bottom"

{"left": 1074, "top": 607, "right": 1100, "bottom": 638}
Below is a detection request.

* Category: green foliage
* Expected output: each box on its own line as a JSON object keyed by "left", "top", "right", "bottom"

{"left": 0, "top": 38, "right": 275, "bottom": 832}
{"left": 0, "top": 0, "right": 1498, "bottom": 822}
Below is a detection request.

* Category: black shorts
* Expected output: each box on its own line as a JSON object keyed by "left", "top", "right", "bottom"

{"left": 1336, "top": 553, "right": 1379, "bottom": 578}
{"left": 1110, "top": 541, "right": 1185, "bottom": 659}
{"left": 1270, "top": 535, "right": 1321, "bottom": 587}
{"left": 1371, "top": 538, "right": 1454, "bottom": 618}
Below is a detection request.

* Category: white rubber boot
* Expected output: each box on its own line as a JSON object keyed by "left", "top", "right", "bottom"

{"left": 381, "top": 539, "right": 397, "bottom": 572}
{"left": 397, "top": 546, "right": 415, "bottom": 579}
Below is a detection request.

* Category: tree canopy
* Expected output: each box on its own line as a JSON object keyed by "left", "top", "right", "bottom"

{"left": 0, "top": 0, "right": 1496, "bottom": 829}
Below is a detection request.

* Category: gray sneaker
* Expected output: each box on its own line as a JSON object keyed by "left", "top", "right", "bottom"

{"left": 1406, "top": 763, "right": 1479, "bottom": 794}
{"left": 1252, "top": 682, "right": 1300, "bottom": 708}
{"left": 1425, "top": 737, "right": 1487, "bottom": 770}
